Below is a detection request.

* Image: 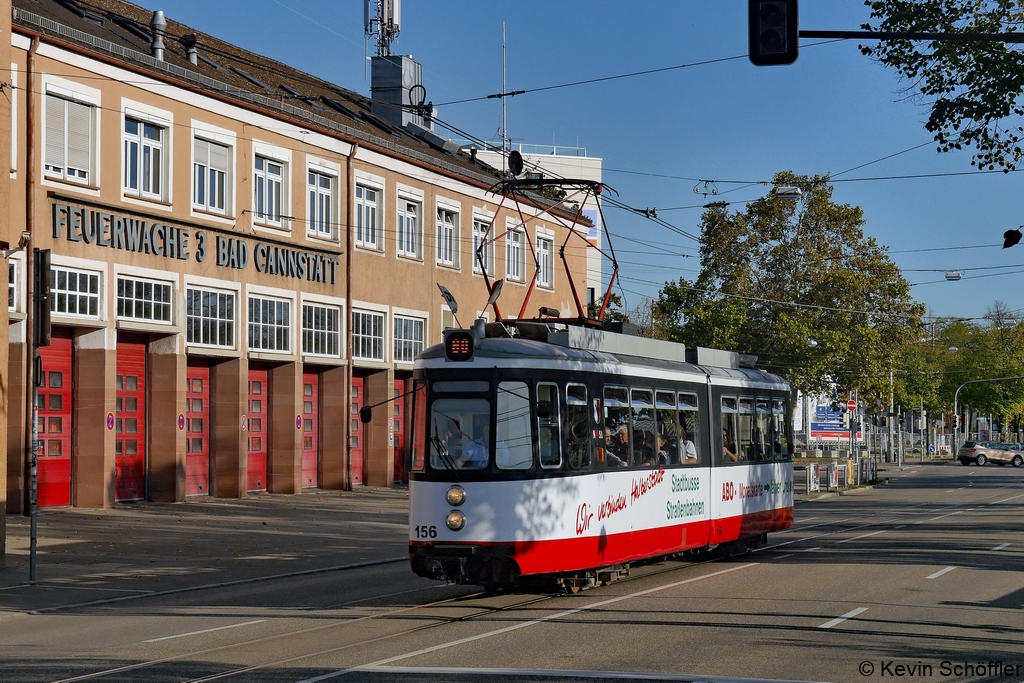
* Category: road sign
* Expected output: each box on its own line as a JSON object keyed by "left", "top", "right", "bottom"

{"left": 846, "top": 399, "right": 857, "bottom": 412}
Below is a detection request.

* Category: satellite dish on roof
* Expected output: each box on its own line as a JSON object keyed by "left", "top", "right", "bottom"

{"left": 508, "top": 150, "right": 524, "bottom": 177}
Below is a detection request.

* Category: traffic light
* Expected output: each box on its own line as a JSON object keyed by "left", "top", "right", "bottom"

{"left": 33, "top": 248, "right": 51, "bottom": 347}
{"left": 953, "top": 414, "right": 960, "bottom": 430}
{"left": 748, "top": 0, "right": 799, "bottom": 66}
{"left": 842, "top": 410, "right": 851, "bottom": 429}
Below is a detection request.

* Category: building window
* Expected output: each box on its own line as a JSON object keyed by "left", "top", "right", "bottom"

{"left": 50, "top": 266, "right": 100, "bottom": 318}
{"left": 352, "top": 310, "right": 385, "bottom": 361}
{"left": 248, "top": 296, "right": 291, "bottom": 353}
{"left": 123, "top": 117, "right": 164, "bottom": 199}
{"left": 355, "top": 184, "right": 380, "bottom": 250}
{"left": 436, "top": 208, "right": 458, "bottom": 267}
{"left": 253, "top": 155, "right": 283, "bottom": 226}
{"left": 8, "top": 261, "right": 16, "bottom": 312}
{"left": 186, "top": 287, "right": 235, "bottom": 348}
{"left": 506, "top": 229, "right": 525, "bottom": 281}
{"left": 472, "top": 218, "right": 495, "bottom": 275}
{"left": 117, "top": 276, "right": 172, "bottom": 323}
{"left": 396, "top": 199, "right": 421, "bottom": 259}
{"left": 393, "top": 316, "right": 425, "bottom": 363}
{"left": 302, "top": 303, "right": 341, "bottom": 357}
{"left": 193, "top": 137, "right": 229, "bottom": 213}
{"left": 44, "top": 94, "right": 93, "bottom": 183}
{"left": 308, "top": 170, "right": 335, "bottom": 239}
{"left": 537, "top": 236, "right": 553, "bottom": 288}
{"left": 441, "top": 307, "right": 456, "bottom": 341}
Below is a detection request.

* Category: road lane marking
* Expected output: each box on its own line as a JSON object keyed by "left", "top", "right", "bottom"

{"left": 818, "top": 607, "right": 867, "bottom": 629}
{"left": 992, "top": 543, "right": 1010, "bottom": 551}
{"left": 143, "top": 619, "right": 266, "bottom": 643}
{"left": 835, "top": 530, "right": 886, "bottom": 545}
{"left": 354, "top": 666, "right": 827, "bottom": 682}
{"left": 929, "top": 511, "right": 963, "bottom": 521}
{"left": 894, "top": 525, "right": 906, "bottom": 529}
{"left": 993, "top": 493, "right": 1024, "bottom": 504}
{"left": 298, "top": 563, "right": 760, "bottom": 682}
{"left": 774, "top": 554, "right": 793, "bottom": 559}
{"left": 801, "top": 547, "right": 821, "bottom": 552}
{"left": 926, "top": 566, "right": 957, "bottom": 580}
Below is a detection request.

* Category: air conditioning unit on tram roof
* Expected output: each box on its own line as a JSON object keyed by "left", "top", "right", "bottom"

{"left": 548, "top": 326, "right": 688, "bottom": 364}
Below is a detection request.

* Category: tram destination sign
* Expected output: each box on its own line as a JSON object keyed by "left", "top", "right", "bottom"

{"left": 51, "top": 202, "right": 339, "bottom": 285}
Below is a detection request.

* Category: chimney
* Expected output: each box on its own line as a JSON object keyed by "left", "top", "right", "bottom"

{"left": 181, "top": 33, "right": 200, "bottom": 65}
{"left": 370, "top": 55, "right": 426, "bottom": 129}
{"left": 150, "top": 10, "right": 167, "bottom": 61}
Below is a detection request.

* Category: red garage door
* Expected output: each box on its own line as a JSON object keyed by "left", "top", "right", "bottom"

{"left": 116, "top": 342, "right": 146, "bottom": 502}
{"left": 393, "top": 379, "right": 405, "bottom": 484}
{"left": 351, "top": 377, "right": 363, "bottom": 485}
{"left": 186, "top": 366, "right": 210, "bottom": 496}
{"left": 302, "top": 372, "right": 319, "bottom": 488}
{"left": 37, "top": 330, "right": 72, "bottom": 507}
{"left": 247, "top": 369, "right": 268, "bottom": 492}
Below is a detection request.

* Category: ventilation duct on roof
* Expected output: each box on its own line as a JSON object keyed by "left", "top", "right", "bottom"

{"left": 180, "top": 33, "right": 200, "bottom": 65}
{"left": 150, "top": 10, "right": 166, "bottom": 61}
{"left": 370, "top": 55, "right": 427, "bottom": 130}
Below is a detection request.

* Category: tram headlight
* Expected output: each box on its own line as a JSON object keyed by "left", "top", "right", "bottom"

{"left": 445, "top": 510, "right": 466, "bottom": 531}
{"left": 445, "top": 485, "right": 466, "bottom": 507}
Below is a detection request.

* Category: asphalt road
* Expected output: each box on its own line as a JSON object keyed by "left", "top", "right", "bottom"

{"left": 1, "top": 463, "right": 1022, "bottom": 683}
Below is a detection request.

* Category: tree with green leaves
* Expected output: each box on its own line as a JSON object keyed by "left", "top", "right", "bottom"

{"left": 654, "top": 172, "right": 925, "bottom": 399}
{"left": 862, "top": 0, "right": 1024, "bottom": 170}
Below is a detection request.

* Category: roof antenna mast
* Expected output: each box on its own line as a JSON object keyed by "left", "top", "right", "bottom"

{"left": 364, "top": 0, "right": 401, "bottom": 57}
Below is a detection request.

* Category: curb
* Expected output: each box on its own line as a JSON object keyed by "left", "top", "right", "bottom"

{"left": 795, "top": 479, "right": 888, "bottom": 503}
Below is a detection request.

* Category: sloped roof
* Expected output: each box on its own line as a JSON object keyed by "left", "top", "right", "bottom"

{"left": 12, "top": 0, "right": 508, "bottom": 189}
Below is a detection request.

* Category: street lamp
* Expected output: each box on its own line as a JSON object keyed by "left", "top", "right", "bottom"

{"left": 806, "top": 339, "right": 818, "bottom": 348}
{"left": 952, "top": 375, "right": 1024, "bottom": 454}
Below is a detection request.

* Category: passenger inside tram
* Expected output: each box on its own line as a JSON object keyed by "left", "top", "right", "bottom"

{"left": 604, "top": 425, "right": 630, "bottom": 467}
{"left": 722, "top": 427, "right": 739, "bottom": 462}
{"left": 679, "top": 421, "right": 698, "bottom": 465}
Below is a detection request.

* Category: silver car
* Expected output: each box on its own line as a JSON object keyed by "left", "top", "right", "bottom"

{"left": 957, "top": 441, "right": 1024, "bottom": 467}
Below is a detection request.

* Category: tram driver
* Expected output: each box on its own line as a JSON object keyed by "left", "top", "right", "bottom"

{"left": 457, "top": 418, "right": 498, "bottom": 469}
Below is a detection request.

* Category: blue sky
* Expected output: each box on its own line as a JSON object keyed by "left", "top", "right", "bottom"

{"left": 158, "top": 1, "right": 1024, "bottom": 321}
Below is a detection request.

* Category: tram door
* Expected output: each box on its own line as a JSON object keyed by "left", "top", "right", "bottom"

{"left": 115, "top": 342, "right": 146, "bottom": 501}
{"left": 301, "top": 372, "right": 319, "bottom": 488}
{"left": 350, "top": 377, "right": 364, "bottom": 485}
{"left": 247, "top": 369, "right": 268, "bottom": 492}
{"left": 185, "top": 366, "right": 210, "bottom": 495}
{"left": 392, "top": 380, "right": 405, "bottom": 483}
{"left": 37, "top": 329, "right": 72, "bottom": 507}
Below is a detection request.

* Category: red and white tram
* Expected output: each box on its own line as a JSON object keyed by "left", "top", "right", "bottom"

{"left": 405, "top": 321, "right": 795, "bottom": 590}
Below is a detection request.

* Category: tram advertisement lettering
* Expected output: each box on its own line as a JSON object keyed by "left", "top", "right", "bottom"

{"left": 51, "top": 202, "right": 339, "bottom": 285}
{"left": 597, "top": 492, "right": 628, "bottom": 521}
{"left": 575, "top": 503, "right": 593, "bottom": 535}
{"left": 671, "top": 473, "right": 700, "bottom": 493}
{"left": 666, "top": 498, "right": 705, "bottom": 520}
{"left": 631, "top": 467, "right": 665, "bottom": 504}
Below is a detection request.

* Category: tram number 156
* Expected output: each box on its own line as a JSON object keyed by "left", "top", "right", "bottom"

{"left": 414, "top": 525, "right": 438, "bottom": 539}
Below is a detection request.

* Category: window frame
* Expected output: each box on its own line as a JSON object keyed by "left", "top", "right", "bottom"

{"left": 355, "top": 182, "right": 382, "bottom": 251}
{"left": 537, "top": 382, "right": 562, "bottom": 469}
{"left": 50, "top": 265, "right": 101, "bottom": 319}
{"left": 122, "top": 115, "right": 166, "bottom": 200}
{"left": 678, "top": 391, "right": 703, "bottom": 467}
{"left": 472, "top": 217, "right": 496, "bottom": 275}
{"left": 44, "top": 92, "right": 95, "bottom": 185}
{"left": 8, "top": 260, "right": 17, "bottom": 313}
{"left": 247, "top": 294, "right": 292, "bottom": 354}
{"left": 301, "top": 301, "right": 342, "bottom": 358}
{"left": 536, "top": 233, "right": 554, "bottom": 289}
{"left": 566, "top": 383, "right": 590, "bottom": 470}
{"left": 253, "top": 154, "right": 285, "bottom": 227}
{"left": 436, "top": 206, "right": 459, "bottom": 268}
{"left": 116, "top": 275, "right": 173, "bottom": 324}
{"left": 193, "top": 135, "right": 231, "bottom": 215}
{"left": 352, "top": 308, "right": 386, "bottom": 361}
{"left": 186, "top": 286, "right": 236, "bottom": 349}
{"left": 396, "top": 196, "right": 422, "bottom": 260}
{"left": 307, "top": 168, "right": 336, "bottom": 240}
{"left": 506, "top": 227, "right": 525, "bottom": 282}
{"left": 393, "top": 314, "right": 425, "bottom": 364}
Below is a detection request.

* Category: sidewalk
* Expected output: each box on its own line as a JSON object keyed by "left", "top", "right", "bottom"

{"left": 0, "top": 487, "right": 410, "bottom": 613}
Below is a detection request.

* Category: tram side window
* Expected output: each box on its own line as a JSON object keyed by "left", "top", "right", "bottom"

{"left": 655, "top": 391, "right": 678, "bottom": 466}
{"left": 720, "top": 396, "right": 739, "bottom": 464}
{"left": 754, "top": 399, "right": 771, "bottom": 462}
{"left": 430, "top": 397, "right": 490, "bottom": 470}
{"left": 678, "top": 392, "right": 701, "bottom": 466}
{"left": 603, "top": 386, "right": 630, "bottom": 468}
{"left": 497, "top": 381, "right": 533, "bottom": 470}
{"left": 410, "top": 381, "right": 427, "bottom": 472}
{"left": 537, "top": 383, "right": 561, "bottom": 469}
{"left": 738, "top": 398, "right": 755, "bottom": 461}
{"left": 773, "top": 398, "right": 793, "bottom": 460}
{"left": 566, "top": 384, "right": 590, "bottom": 470}
{"left": 631, "top": 388, "right": 656, "bottom": 467}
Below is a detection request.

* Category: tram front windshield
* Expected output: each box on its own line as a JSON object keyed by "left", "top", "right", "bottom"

{"left": 429, "top": 398, "right": 490, "bottom": 470}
